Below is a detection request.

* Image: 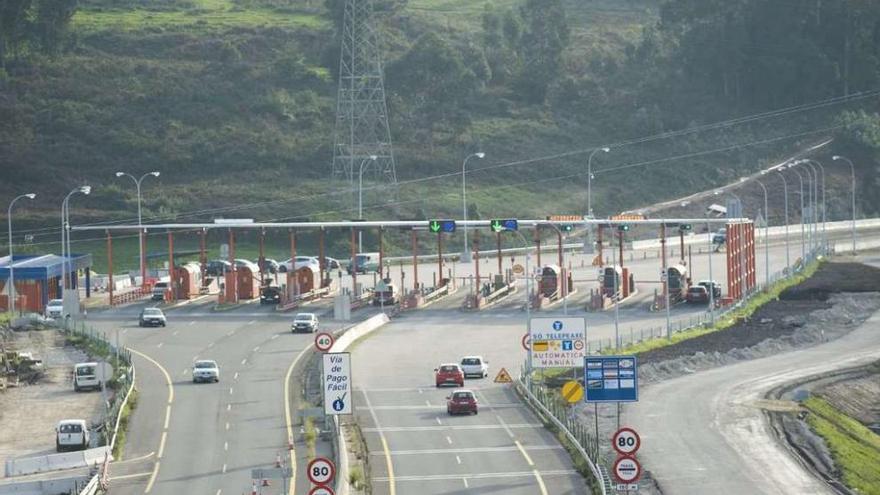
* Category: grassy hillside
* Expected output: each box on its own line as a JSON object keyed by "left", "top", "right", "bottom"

{"left": 1, "top": 0, "right": 878, "bottom": 269}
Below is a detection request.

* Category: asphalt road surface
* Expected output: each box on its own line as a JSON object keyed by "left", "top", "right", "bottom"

{"left": 625, "top": 255, "right": 880, "bottom": 495}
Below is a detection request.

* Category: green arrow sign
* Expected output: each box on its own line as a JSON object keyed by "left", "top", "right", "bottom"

{"left": 490, "top": 220, "right": 503, "bottom": 233}
{"left": 429, "top": 220, "right": 441, "bottom": 233}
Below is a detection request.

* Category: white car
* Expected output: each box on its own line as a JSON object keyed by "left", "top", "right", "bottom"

{"left": 192, "top": 360, "right": 220, "bottom": 383}
{"left": 56, "top": 419, "right": 89, "bottom": 452}
{"left": 45, "top": 299, "right": 64, "bottom": 318}
{"left": 292, "top": 313, "right": 319, "bottom": 333}
{"left": 460, "top": 356, "right": 489, "bottom": 378}
{"left": 280, "top": 256, "right": 320, "bottom": 272}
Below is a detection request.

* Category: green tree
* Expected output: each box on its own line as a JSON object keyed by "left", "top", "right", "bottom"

{"left": 32, "top": 0, "right": 78, "bottom": 55}
{"left": 0, "top": 0, "right": 32, "bottom": 67}
{"left": 514, "top": 0, "right": 569, "bottom": 104}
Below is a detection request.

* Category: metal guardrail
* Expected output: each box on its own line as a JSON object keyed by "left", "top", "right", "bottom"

{"left": 422, "top": 284, "right": 449, "bottom": 303}
{"left": 515, "top": 370, "right": 609, "bottom": 494}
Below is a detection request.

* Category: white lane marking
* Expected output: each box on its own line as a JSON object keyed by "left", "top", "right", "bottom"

{"left": 435, "top": 417, "right": 442, "bottom": 426}
{"left": 221, "top": 464, "right": 227, "bottom": 474}
{"left": 208, "top": 342, "right": 215, "bottom": 348}
{"left": 182, "top": 369, "right": 189, "bottom": 376}
{"left": 425, "top": 400, "right": 431, "bottom": 407}
{"left": 515, "top": 441, "right": 534, "bottom": 466}
{"left": 122, "top": 329, "right": 128, "bottom": 335}
{"left": 229, "top": 387, "right": 234, "bottom": 395}
{"left": 463, "top": 478, "right": 469, "bottom": 488}
{"left": 371, "top": 445, "right": 565, "bottom": 456}
{"left": 189, "top": 321, "right": 196, "bottom": 326}
{"left": 446, "top": 436, "right": 453, "bottom": 445}
{"left": 172, "top": 331, "right": 179, "bottom": 336}
{"left": 253, "top": 346, "right": 260, "bottom": 352}
{"left": 248, "top": 320, "right": 256, "bottom": 325}
{"left": 157, "top": 432, "right": 168, "bottom": 459}
{"left": 497, "top": 415, "right": 516, "bottom": 439}
{"left": 225, "top": 422, "right": 230, "bottom": 431}
{"left": 145, "top": 461, "right": 160, "bottom": 493}
{"left": 156, "top": 342, "right": 164, "bottom": 348}
{"left": 164, "top": 406, "right": 171, "bottom": 430}
{"left": 241, "top": 358, "right": 247, "bottom": 365}
{"left": 362, "top": 423, "right": 542, "bottom": 433}
{"left": 224, "top": 441, "right": 228, "bottom": 451}
{"left": 372, "top": 469, "right": 577, "bottom": 482}
{"left": 227, "top": 404, "right": 231, "bottom": 412}
{"left": 271, "top": 334, "right": 279, "bottom": 340}
{"left": 456, "top": 455, "right": 461, "bottom": 465}
{"left": 533, "top": 470, "right": 548, "bottom": 494}
{"left": 417, "top": 389, "right": 423, "bottom": 394}
{"left": 216, "top": 490, "right": 222, "bottom": 495}
{"left": 109, "top": 471, "right": 153, "bottom": 481}
{"left": 233, "top": 372, "right": 239, "bottom": 380}
{"left": 361, "top": 389, "right": 395, "bottom": 495}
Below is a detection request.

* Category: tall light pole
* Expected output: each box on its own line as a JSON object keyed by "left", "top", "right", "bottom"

{"left": 799, "top": 160, "right": 820, "bottom": 252}
{"left": 806, "top": 159, "right": 827, "bottom": 245}
{"left": 586, "top": 147, "right": 610, "bottom": 218}
{"left": 786, "top": 166, "right": 807, "bottom": 262}
{"left": 704, "top": 212, "right": 715, "bottom": 325}
{"left": 7, "top": 193, "right": 36, "bottom": 314}
{"left": 357, "top": 155, "right": 378, "bottom": 252}
{"left": 61, "top": 186, "right": 91, "bottom": 293}
{"left": 461, "top": 152, "right": 485, "bottom": 263}
{"left": 832, "top": 155, "right": 857, "bottom": 253}
{"left": 754, "top": 179, "right": 770, "bottom": 287}
{"left": 116, "top": 171, "right": 160, "bottom": 286}
{"left": 775, "top": 171, "right": 791, "bottom": 271}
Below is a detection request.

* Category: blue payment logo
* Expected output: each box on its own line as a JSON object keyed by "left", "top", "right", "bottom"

{"left": 552, "top": 321, "right": 563, "bottom": 331}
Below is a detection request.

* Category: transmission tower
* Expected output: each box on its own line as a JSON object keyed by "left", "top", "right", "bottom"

{"left": 331, "top": 0, "right": 397, "bottom": 187}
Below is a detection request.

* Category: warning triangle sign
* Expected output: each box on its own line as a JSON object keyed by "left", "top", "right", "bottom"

{"left": 494, "top": 368, "right": 513, "bottom": 384}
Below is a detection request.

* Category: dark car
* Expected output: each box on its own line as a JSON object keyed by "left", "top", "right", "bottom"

{"left": 205, "top": 260, "right": 232, "bottom": 277}
{"left": 260, "top": 286, "right": 282, "bottom": 305}
{"left": 698, "top": 280, "right": 722, "bottom": 299}
{"left": 685, "top": 286, "right": 709, "bottom": 304}
{"left": 712, "top": 228, "right": 727, "bottom": 245}
{"left": 446, "top": 390, "right": 478, "bottom": 415}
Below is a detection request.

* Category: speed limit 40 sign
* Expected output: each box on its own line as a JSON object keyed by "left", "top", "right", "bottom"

{"left": 315, "top": 333, "right": 334, "bottom": 352}
{"left": 612, "top": 427, "right": 641, "bottom": 456}
{"left": 307, "top": 457, "right": 335, "bottom": 486}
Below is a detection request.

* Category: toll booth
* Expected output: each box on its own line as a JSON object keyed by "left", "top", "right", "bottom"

{"left": 236, "top": 261, "right": 260, "bottom": 300}
{"left": 173, "top": 263, "right": 201, "bottom": 299}
{"left": 601, "top": 265, "right": 634, "bottom": 299}
{"left": 293, "top": 265, "right": 321, "bottom": 294}
{"left": 667, "top": 264, "right": 689, "bottom": 302}
{"left": 538, "top": 265, "right": 562, "bottom": 299}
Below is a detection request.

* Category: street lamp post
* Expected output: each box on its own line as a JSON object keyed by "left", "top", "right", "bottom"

{"left": 7, "top": 193, "right": 36, "bottom": 314}
{"left": 586, "top": 147, "right": 610, "bottom": 218}
{"left": 787, "top": 166, "right": 807, "bottom": 262}
{"left": 461, "top": 152, "right": 485, "bottom": 263}
{"left": 754, "top": 179, "right": 770, "bottom": 287}
{"left": 807, "top": 160, "right": 827, "bottom": 245}
{"left": 799, "top": 160, "right": 820, "bottom": 252}
{"left": 775, "top": 171, "right": 791, "bottom": 271}
{"left": 116, "top": 171, "right": 160, "bottom": 286}
{"left": 832, "top": 155, "right": 857, "bottom": 253}
{"left": 357, "top": 155, "right": 378, "bottom": 252}
{"left": 705, "top": 212, "right": 715, "bottom": 325}
{"left": 61, "top": 186, "right": 91, "bottom": 293}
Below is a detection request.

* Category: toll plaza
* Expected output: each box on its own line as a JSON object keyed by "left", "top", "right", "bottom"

{"left": 0, "top": 254, "right": 93, "bottom": 313}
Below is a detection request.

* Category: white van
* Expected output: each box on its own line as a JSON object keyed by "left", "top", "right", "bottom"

{"left": 152, "top": 282, "right": 169, "bottom": 301}
{"left": 56, "top": 419, "right": 89, "bottom": 452}
{"left": 73, "top": 362, "right": 101, "bottom": 392}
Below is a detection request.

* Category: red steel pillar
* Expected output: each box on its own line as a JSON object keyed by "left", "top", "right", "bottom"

{"left": 107, "top": 230, "right": 114, "bottom": 306}
{"left": 258, "top": 228, "right": 266, "bottom": 287}
{"left": 597, "top": 225, "right": 604, "bottom": 267}
{"left": 167, "top": 230, "right": 175, "bottom": 302}
{"left": 318, "top": 228, "right": 326, "bottom": 288}
{"left": 227, "top": 229, "right": 237, "bottom": 304}
{"left": 199, "top": 228, "right": 207, "bottom": 284}
{"left": 411, "top": 230, "right": 418, "bottom": 292}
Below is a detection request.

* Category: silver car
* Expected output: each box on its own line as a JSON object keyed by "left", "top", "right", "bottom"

{"left": 192, "top": 360, "right": 220, "bottom": 383}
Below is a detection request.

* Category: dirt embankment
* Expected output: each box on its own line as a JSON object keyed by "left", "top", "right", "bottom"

{"left": 638, "top": 262, "right": 880, "bottom": 383}
{"left": 818, "top": 364, "right": 880, "bottom": 432}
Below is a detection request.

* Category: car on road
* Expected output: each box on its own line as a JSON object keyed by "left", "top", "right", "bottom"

{"left": 260, "top": 285, "right": 282, "bottom": 304}
{"left": 434, "top": 363, "right": 465, "bottom": 387}
{"left": 685, "top": 286, "right": 709, "bottom": 304}
{"left": 259, "top": 258, "right": 280, "bottom": 274}
{"left": 205, "top": 260, "right": 232, "bottom": 276}
{"left": 347, "top": 252, "right": 379, "bottom": 274}
{"left": 73, "top": 362, "right": 101, "bottom": 392}
{"left": 372, "top": 282, "right": 397, "bottom": 306}
{"left": 323, "top": 257, "right": 341, "bottom": 270}
{"left": 698, "top": 280, "right": 722, "bottom": 299}
{"left": 280, "top": 256, "right": 320, "bottom": 273}
{"left": 151, "top": 281, "right": 169, "bottom": 301}
{"left": 56, "top": 419, "right": 89, "bottom": 452}
{"left": 138, "top": 307, "right": 167, "bottom": 327}
{"left": 291, "top": 312, "right": 319, "bottom": 333}
{"left": 446, "top": 390, "right": 478, "bottom": 415}
{"left": 192, "top": 360, "right": 220, "bottom": 383}
{"left": 45, "top": 298, "right": 63, "bottom": 318}
{"left": 459, "top": 356, "right": 489, "bottom": 378}
{"left": 712, "top": 228, "right": 727, "bottom": 245}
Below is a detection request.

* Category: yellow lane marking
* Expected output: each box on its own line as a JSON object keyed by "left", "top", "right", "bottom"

{"left": 157, "top": 432, "right": 167, "bottom": 459}
{"left": 515, "top": 440, "right": 534, "bottom": 466}
{"left": 129, "top": 348, "right": 174, "bottom": 494}
{"left": 284, "top": 342, "right": 316, "bottom": 494}
{"left": 144, "top": 461, "right": 160, "bottom": 493}
{"left": 381, "top": 437, "right": 396, "bottom": 495}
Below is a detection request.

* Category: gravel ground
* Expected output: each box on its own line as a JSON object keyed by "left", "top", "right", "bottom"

{"left": 0, "top": 328, "right": 105, "bottom": 465}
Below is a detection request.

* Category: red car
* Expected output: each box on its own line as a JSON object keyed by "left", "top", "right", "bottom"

{"left": 446, "top": 390, "right": 478, "bottom": 415}
{"left": 434, "top": 363, "right": 464, "bottom": 388}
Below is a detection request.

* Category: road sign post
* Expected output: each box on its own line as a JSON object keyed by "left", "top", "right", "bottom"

{"left": 584, "top": 355, "right": 638, "bottom": 403}
{"left": 612, "top": 427, "right": 641, "bottom": 456}
{"left": 322, "top": 353, "right": 352, "bottom": 415}
{"left": 315, "top": 332, "right": 334, "bottom": 352}
{"left": 613, "top": 456, "right": 641, "bottom": 484}
{"left": 528, "top": 317, "right": 587, "bottom": 368}
{"left": 307, "top": 457, "right": 336, "bottom": 486}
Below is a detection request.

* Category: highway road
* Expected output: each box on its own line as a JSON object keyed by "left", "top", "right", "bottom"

{"left": 624, "top": 254, "right": 880, "bottom": 495}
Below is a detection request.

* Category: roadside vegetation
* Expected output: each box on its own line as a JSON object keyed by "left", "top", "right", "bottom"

{"left": 803, "top": 396, "right": 880, "bottom": 495}
{"left": 112, "top": 387, "right": 139, "bottom": 459}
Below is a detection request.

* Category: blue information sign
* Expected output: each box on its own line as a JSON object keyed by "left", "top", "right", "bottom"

{"left": 584, "top": 355, "right": 638, "bottom": 403}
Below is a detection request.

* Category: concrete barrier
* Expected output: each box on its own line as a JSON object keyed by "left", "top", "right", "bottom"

{"left": 0, "top": 475, "right": 91, "bottom": 495}
{"left": 4, "top": 447, "right": 111, "bottom": 478}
